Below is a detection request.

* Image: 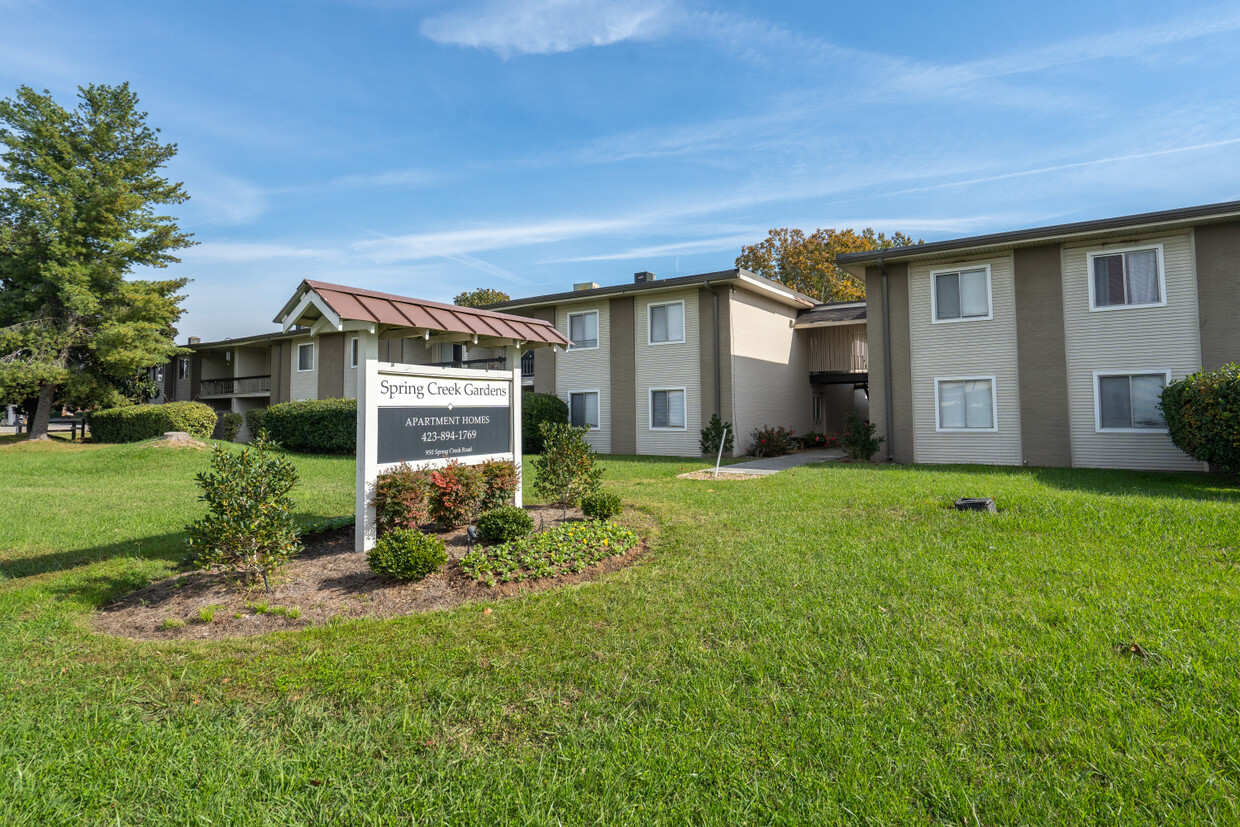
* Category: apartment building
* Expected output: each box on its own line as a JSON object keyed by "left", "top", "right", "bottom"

{"left": 838, "top": 200, "right": 1240, "bottom": 471}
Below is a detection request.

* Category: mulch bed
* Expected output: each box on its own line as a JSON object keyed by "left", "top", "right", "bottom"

{"left": 94, "top": 505, "right": 645, "bottom": 641}
{"left": 677, "top": 470, "right": 764, "bottom": 481}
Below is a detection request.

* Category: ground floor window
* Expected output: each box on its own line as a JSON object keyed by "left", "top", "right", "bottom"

{"left": 570, "top": 391, "right": 600, "bottom": 429}
{"left": 935, "top": 377, "right": 996, "bottom": 431}
{"left": 1095, "top": 372, "right": 1167, "bottom": 431}
{"left": 650, "top": 388, "right": 686, "bottom": 429}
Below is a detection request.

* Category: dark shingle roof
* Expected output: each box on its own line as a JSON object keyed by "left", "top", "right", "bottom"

{"left": 795, "top": 302, "right": 866, "bottom": 327}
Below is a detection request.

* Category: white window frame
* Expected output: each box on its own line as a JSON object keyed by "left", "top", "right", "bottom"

{"left": 933, "top": 375, "right": 998, "bottom": 433}
{"left": 350, "top": 336, "right": 359, "bottom": 368}
{"left": 296, "top": 342, "right": 315, "bottom": 372}
{"left": 1092, "top": 370, "right": 1171, "bottom": 433}
{"left": 647, "top": 299, "right": 686, "bottom": 346}
{"left": 1086, "top": 243, "right": 1167, "bottom": 312}
{"left": 649, "top": 387, "right": 688, "bottom": 431}
{"left": 177, "top": 357, "right": 189, "bottom": 380}
{"left": 568, "top": 389, "right": 601, "bottom": 430}
{"left": 929, "top": 263, "right": 993, "bottom": 324}
{"left": 566, "top": 310, "right": 600, "bottom": 351}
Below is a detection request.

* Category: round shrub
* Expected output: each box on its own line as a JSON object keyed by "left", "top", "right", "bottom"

{"left": 522, "top": 392, "right": 568, "bottom": 454}
{"left": 366, "top": 528, "right": 447, "bottom": 582}
{"left": 88, "top": 401, "right": 218, "bottom": 443}
{"left": 476, "top": 506, "right": 534, "bottom": 543}
{"left": 1161, "top": 364, "right": 1240, "bottom": 474}
{"left": 259, "top": 398, "right": 356, "bottom": 453}
{"left": 216, "top": 411, "right": 243, "bottom": 442}
{"left": 580, "top": 491, "right": 622, "bottom": 520}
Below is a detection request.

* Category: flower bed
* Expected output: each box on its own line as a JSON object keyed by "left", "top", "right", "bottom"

{"left": 460, "top": 521, "right": 638, "bottom": 586}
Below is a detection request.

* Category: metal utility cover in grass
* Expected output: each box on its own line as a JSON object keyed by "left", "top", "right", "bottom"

{"left": 954, "top": 497, "right": 997, "bottom": 513}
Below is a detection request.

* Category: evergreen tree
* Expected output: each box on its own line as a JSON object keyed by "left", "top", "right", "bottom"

{"left": 0, "top": 83, "right": 194, "bottom": 438}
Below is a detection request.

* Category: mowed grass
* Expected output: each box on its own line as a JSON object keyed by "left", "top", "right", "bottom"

{"left": 0, "top": 440, "right": 1238, "bottom": 825}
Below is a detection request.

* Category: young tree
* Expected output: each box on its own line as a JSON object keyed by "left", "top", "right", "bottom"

{"left": 0, "top": 84, "right": 194, "bottom": 439}
{"left": 453, "top": 287, "right": 510, "bottom": 307}
{"left": 736, "top": 228, "right": 921, "bottom": 303}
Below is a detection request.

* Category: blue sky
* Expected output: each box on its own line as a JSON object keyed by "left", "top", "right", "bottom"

{"left": 4, "top": 0, "right": 1240, "bottom": 340}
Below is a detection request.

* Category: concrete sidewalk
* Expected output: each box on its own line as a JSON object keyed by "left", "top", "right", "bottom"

{"left": 708, "top": 448, "right": 846, "bottom": 476}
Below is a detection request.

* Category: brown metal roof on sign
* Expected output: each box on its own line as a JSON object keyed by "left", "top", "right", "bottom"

{"left": 295, "top": 280, "right": 570, "bottom": 347}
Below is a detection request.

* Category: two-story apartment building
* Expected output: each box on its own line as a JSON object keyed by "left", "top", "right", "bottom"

{"left": 490, "top": 269, "right": 869, "bottom": 455}
{"left": 838, "top": 200, "right": 1240, "bottom": 471}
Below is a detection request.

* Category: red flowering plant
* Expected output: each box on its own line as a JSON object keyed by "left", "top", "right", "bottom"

{"left": 800, "top": 432, "right": 840, "bottom": 449}
{"left": 747, "top": 425, "right": 795, "bottom": 457}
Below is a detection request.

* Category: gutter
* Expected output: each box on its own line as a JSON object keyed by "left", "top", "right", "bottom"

{"left": 879, "top": 257, "right": 894, "bottom": 462}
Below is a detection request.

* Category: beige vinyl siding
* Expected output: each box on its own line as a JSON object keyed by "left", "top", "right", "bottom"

{"left": 1061, "top": 232, "right": 1203, "bottom": 471}
{"left": 806, "top": 324, "right": 867, "bottom": 373}
{"left": 289, "top": 337, "right": 318, "bottom": 401}
{"left": 556, "top": 302, "right": 611, "bottom": 454}
{"left": 729, "top": 289, "right": 810, "bottom": 455}
{"left": 234, "top": 346, "right": 269, "bottom": 380}
{"left": 636, "top": 290, "right": 700, "bottom": 455}
{"left": 174, "top": 357, "right": 191, "bottom": 401}
{"left": 344, "top": 336, "right": 359, "bottom": 399}
{"left": 908, "top": 255, "right": 1022, "bottom": 465}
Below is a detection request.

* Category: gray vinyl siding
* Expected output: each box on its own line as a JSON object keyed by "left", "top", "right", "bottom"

{"left": 1061, "top": 232, "right": 1203, "bottom": 471}
{"left": 556, "top": 302, "right": 611, "bottom": 454}
{"left": 636, "top": 289, "right": 700, "bottom": 456}
{"left": 344, "top": 336, "right": 359, "bottom": 399}
{"left": 289, "top": 337, "right": 318, "bottom": 401}
{"left": 728, "top": 289, "right": 810, "bottom": 455}
{"left": 1193, "top": 220, "right": 1240, "bottom": 370}
{"left": 908, "top": 255, "right": 1022, "bottom": 465}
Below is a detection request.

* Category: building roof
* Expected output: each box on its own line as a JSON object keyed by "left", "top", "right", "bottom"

{"left": 275, "top": 280, "right": 570, "bottom": 348}
{"left": 486, "top": 268, "right": 816, "bottom": 311}
{"left": 794, "top": 301, "right": 867, "bottom": 328}
{"left": 186, "top": 329, "right": 305, "bottom": 350}
{"left": 835, "top": 199, "right": 1240, "bottom": 271}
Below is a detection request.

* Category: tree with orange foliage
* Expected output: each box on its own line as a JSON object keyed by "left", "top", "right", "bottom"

{"left": 736, "top": 228, "right": 920, "bottom": 303}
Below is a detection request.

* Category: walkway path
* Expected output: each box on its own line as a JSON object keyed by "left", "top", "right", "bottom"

{"left": 708, "top": 448, "right": 846, "bottom": 476}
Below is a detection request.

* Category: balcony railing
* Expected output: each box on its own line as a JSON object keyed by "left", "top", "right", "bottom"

{"left": 521, "top": 351, "right": 535, "bottom": 378}
{"left": 427, "top": 357, "right": 508, "bottom": 371}
{"left": 200, "top": 374, "right": 272, "bottom": 396}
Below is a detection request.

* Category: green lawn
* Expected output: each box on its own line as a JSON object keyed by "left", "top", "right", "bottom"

{"left": 1, "top": 440, "right": 1238, "bottom": 825}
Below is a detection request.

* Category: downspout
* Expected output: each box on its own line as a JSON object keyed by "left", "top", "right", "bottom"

{"left": 880, "top": 257, "right": 895, "bottom": 462}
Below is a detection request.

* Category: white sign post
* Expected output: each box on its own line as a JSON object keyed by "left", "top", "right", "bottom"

{"left": 355, "top": 339, "right": 523, "bottom": 552}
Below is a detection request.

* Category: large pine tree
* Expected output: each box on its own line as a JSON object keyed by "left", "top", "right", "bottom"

{"left": 0, "top": 83, "right": 194, "bottom": 439}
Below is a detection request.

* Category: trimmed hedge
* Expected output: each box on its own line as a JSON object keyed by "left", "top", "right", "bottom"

{"left": 89, "top": 401, "right": 218, "bottom": 443}
{"left": 523, "top": 392, "right": 568, "bottom": 454}
{"left": 1161, "top": 363, "right": 1240, "bottom": 474}
{"left": 256, "top": 398, "right": 356, "bottom": 453}
{"left": 216, "top": 411, "right": 243, "bottom": 442}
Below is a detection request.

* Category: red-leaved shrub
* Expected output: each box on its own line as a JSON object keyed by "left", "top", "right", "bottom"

{"left": 428, "top": 460, "right": 485, "bottom": 528}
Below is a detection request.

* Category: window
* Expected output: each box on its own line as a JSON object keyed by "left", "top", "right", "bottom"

{"left": 569, "top": 391, "right": 600, "bottom": 429}
{"left": 935, "top": 377, "right": 996, "bottom": 431}
{"left": 650, "top": 388, "right": 686, "bottom": 429}
{"left": 350, "top": 337, "right": 359, "bottom": 368}
{"left": 567, "top": 311, "right": 598, "bottom": 350}
{"left": 177, "top": 357, "right": 189, "bottom": 380}
{"left": 1089, "top": 246, "right": 1162, "bottom": 309}
{"left": 932, "top": 266, "right": 991, "bottom": 322}
{"left": 1095, "top": 372, "right": 1167, "bottom": 431}
{"left": 648, "top": 300, "right": 685, "bottom": 344}
{"left": 297, "top": 343, "right": 314, "bottom": 372}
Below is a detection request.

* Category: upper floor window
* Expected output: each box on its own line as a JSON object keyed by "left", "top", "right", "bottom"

{"left": 567, "top": 310, "right": 599, "bottom": 350}
{"left": 1089, "top": 246, "right": 1163, "bottom": 310}
{"left": 648, "top": 300, "right": 685, "bottom": 344}
{"left": 1095, "top": 372, "right": 1167, "bottom": 431}
{"left": 932, "top": 265, "right": 991, "bottom": 323}
{"left": 935, "top": 376, "right": 996, "bottom": 431}
{"left": 297, "top": 343, "right": 315, "bottom": 372}
{"left": 177, "top": 357, "right": 189, "bottom": 380}
{"left": 350, "top": 337, "right": 359, "bottom": 368}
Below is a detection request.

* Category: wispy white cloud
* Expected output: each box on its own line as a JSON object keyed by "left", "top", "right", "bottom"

{"left": 440, "top": 252, "right": 531, "bottom": 285}
{"left": 323, "top": 168, "right": 444, "bottom": 190}
{"left": 183, "top": 175, "right": 269, "bottom": 226}
{"left": 181, "top": 242, "right": 339, "bottom": 264}
{"left": 352, "top": 216, "right": 639, "bottom": 262}
{"left": 541, "top": 233, "right": 759, "bottom": 263}
{"left": 420, "top": 0, "right": 672, "bottom": 58}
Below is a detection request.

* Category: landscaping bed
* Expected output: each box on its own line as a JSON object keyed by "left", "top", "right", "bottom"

{"left": 94, "top": 505, "right": 646, "bottom": 640}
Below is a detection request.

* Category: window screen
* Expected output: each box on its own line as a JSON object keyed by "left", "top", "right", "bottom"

{"left": 570, "top": 392, "right": 599, "bottom": 428}
{"left": 1098, "top": 374, "right": 1166, "bottom": 429}
{"left": 934, "top": 268, "right": 989, "bottom": 320}
{"left": 651, "top": 389, "right": 685, "bottom": 428}
{"left": 1093, "top": 249, "right": 1160, "bottom": 307}
{"left": 937, "top": 379, "right": 994, "bottom": 429}
{"left": 649, "top": 302, "right": 685, "bottom": 343}
{"left": 298, "top": 344, "right": 314, "bottom": 371}
{"left": 568, "top": 312, "right": 598, "bottom": 349}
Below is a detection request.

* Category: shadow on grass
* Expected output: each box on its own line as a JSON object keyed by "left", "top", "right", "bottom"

{"left": 0, "top": 532, "right": 189, "bottom": 581}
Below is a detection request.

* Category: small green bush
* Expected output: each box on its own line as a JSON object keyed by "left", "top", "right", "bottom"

{"left": 245, "top": 407, "right": 269, "bottom": 438}
{"left": 371, "top": 463, "right": 432, "bottom": 535}
{"left": 216, "top": 411, "right": 243, "bottom": 442}
{"left": 840, "top": 410, "right": 884, "bottom": 461}
{"left": 700, "top": 413, "right": 735, "bottom": 456}
{"left": 89, "top": 401, "right": 217, "bottom": 443}
{"left": 186, "top": 433, "right": 303, "bottom": 587}
{"left": 367, "top": 528, "right": 447, "bottom": 582}
{"left": 523, "top": 392, "right": 568, "bottom": 453}
{"left": 461, "top": 520, "right": 637, "bottom": 586}
{"left": 428, "top": 460, "right": 484, "bottom": 528}
{"left": 1161, "top": 364, "right": 1240, "bottom": 474}
{"left": 747, "top": 424, "right": 795, "bottom": 457}
{"left": 532, "top": 422, "right": 603, "bottom": 507}
{"left": 476, "top": 505, "right": 534, "bottom": 543}
{"left": 581, "top": 491, "right": 622, "bottom": 520}
{"left": 259, "top": 397, "right": 356, "bottom": 453}
{"left": 479, "top": 459, "right": 520, "bottom": 511}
